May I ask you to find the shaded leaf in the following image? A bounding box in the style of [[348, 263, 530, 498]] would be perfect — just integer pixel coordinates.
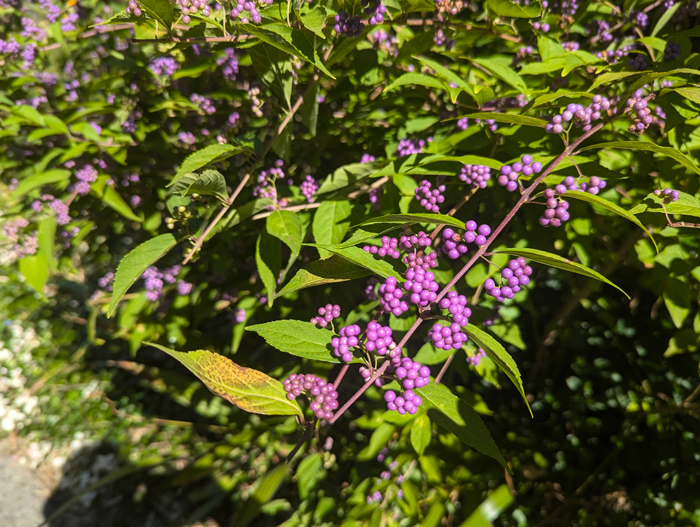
[[256, 231, 282, 306], [357, 212, 465, 230], [313, 244, 403, 279], [267, 210, 303, 255], [277, 255, 372, 296], [312, 200, 352, 257], [410, 413, 431, 456], [246, 320, 342, 363], [487, 0, 541, 17]]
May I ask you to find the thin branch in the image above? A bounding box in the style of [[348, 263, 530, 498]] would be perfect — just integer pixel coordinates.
[[333, 364, 350, 389], [182, 173, 250, 265], [434, 354, 454, 384]]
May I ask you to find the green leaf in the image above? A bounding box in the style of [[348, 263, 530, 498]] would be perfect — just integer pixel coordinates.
[[460, 112, 548, 128], [317, 161, 387, 194], [277, 255, 372, 296], [580, 141, 700, 176], [416, 383, 507, 469], [313, 244, 403, 279], [19, 254, 49, 296], [385, 72, 447, 93], [173, 169, 228, 202], [471, 58, 526, 93], [246, 320, 342, 362], [296, 454, 324, 500], [663, 278, 691, 329], [107, 234, 177, 317], [139, 0, 174, 34], [466, 324, 531, 416], [410, 413, 431, 456], [241, 24, 335, 79], [589, 71, 641, 92], [629, 190, 700, 219], [37, 215, 56, 271], [562, 51, 602, 76], [335, 224, 402, 248], [413, 342, 456, 365], [458, 485, 514, 526], [249, 43, 294, 109], [492, 247, 629, 298], [421, 502, 446, 527], [90, 177, 143, 223], [487, 0, 541, 17], [312, 200, 352, 258], [256, 231, 282, 306], [357, 212, 464, 230], [147, 343, 302, 417], [414, 57, 478, 103], [231, 463, 288, 526], [673, 87, 700, 105], [299, 5, 327, 38], [300, 80, 319, 135], [651, 1, 680, 36], [519, 58, 566, 75], [11, 169, 71, 199], [169, 144, 246, 186], [267, 210, 303, 255], [566, 191, 657, 252], [537, 35, 565, 60], [357, 423, 395, 461]]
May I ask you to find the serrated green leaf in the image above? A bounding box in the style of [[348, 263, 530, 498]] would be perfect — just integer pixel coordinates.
[[472, 58, 526, 93], [246, 320, 343, 362], [580, 141, 700, 176], [566, 191, 657, 252], [277, 255, 372, 296], [466, 324, 531, 416], [312, 200, 352, 258], [169, 144, 246, 186], [107, 234, 177, 317], [416, 383, 507, 469], [629, 190, 700, 219], [300, 5, 327, 38], [313, 244, 403, 279], [139, 0, 174, 34], [410, 413, 431, 456], [173, 169, 228, 202], [267, 210, 303, 255], [356, 212, 464, 230], [147, 345, 301, 420], [492, 247, 629, 298]]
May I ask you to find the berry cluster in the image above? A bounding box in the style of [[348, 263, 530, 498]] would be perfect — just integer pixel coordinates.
[[554, 176, 606, 195], [438, 291, 471, 325], [300, 175, 318, 202], [379, 277, 409, 316], [441, 228, 468, 259], [399, 231, 431, 250], [415, 180, 445, 213], [491, 258, 532, 301], [545, 96, 611, 134], [150, 56, 179, 78], [311, 304, 341, 328], [403, 251, 438, 270], [531, 20, 550, 31], [654, 188, 680, 202], [664, 42, 681, 62], [364, 321, 394, 355], [283, 374, 339, 421], [393, 357, 430, 390], [232, 0, 272, 24], [539, 189, 570, 228], [334, 11, 364, 37], [362, 0, 386, 25], [626, 91, 652, 135], [331, 325, 361, 362], [459, 164, 491, 189], [395, 138, 428, 157], [384, 388, 423, 415], [190, 93, 215, 115], [498, 155, 542, 192], [429, 321, 468, 350], [628, 53, 647, 71], [467, 348, 487, 366], [364, 236, 401, 259], [403, 267, 438, 307], [73, 164, 98, 195], [463, 220, 491, 246], [125, 0, 142, 17]]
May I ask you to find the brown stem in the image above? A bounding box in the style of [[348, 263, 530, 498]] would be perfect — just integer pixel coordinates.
[[333, 364, 350, 389], [434, 354, 455, 384]]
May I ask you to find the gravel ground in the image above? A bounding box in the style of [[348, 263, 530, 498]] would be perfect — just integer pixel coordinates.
[[0, 442, 49, 527]]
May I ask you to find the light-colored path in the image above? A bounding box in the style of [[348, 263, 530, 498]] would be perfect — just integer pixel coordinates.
[[0, 444, 48, 527]]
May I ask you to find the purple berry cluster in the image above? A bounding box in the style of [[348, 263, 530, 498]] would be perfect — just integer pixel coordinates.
[[331, 325, 361, 362], [399, 230, 430, 251], [334, 11, 364, 37], [49, 198, 70, 225], [467, 348, 486, 366], [403, 251, 438, 270], [394, 357, 430, 390], [438, 291, 471, 325], [150, 56, 179, 77], [300, 175, 318, 202], [654, 188, 680, 202], [545, 96, 611, 134], [433, 29, 455, 51], [459, 164, 491, 189], [364, 321, 395, 355], [578, 176, 607, 195], [664, 42, 681, 62], [539, 189, 570, 228], [403, 267, 438, 307], [231, 0, 272, 24], [190, 93, 215, 115], [627, 54, 647, 71], [429, 321, 468, 350], [384, 387, 423, 415], [217, 48, 238, 81], [73, 164, 98, 195], [626, 90, 652, 135], [441, 228, 468, 259], [395, 138, 428, 157], [362, 0, 386, 24], [364, 236, 400, 259], [415, 180, 445, 213], [532, 21, 550, 31], [141, 265, 184, 301], [498, 155, 542, 192], [379, 277, 409, 316], [126, 0, 143, 17], [310, 304, 341, 328], [483, 259, 531, 301], [283, 374, 339, 420], [463, 220, 491, 246], [456, 117, 469, 131]]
